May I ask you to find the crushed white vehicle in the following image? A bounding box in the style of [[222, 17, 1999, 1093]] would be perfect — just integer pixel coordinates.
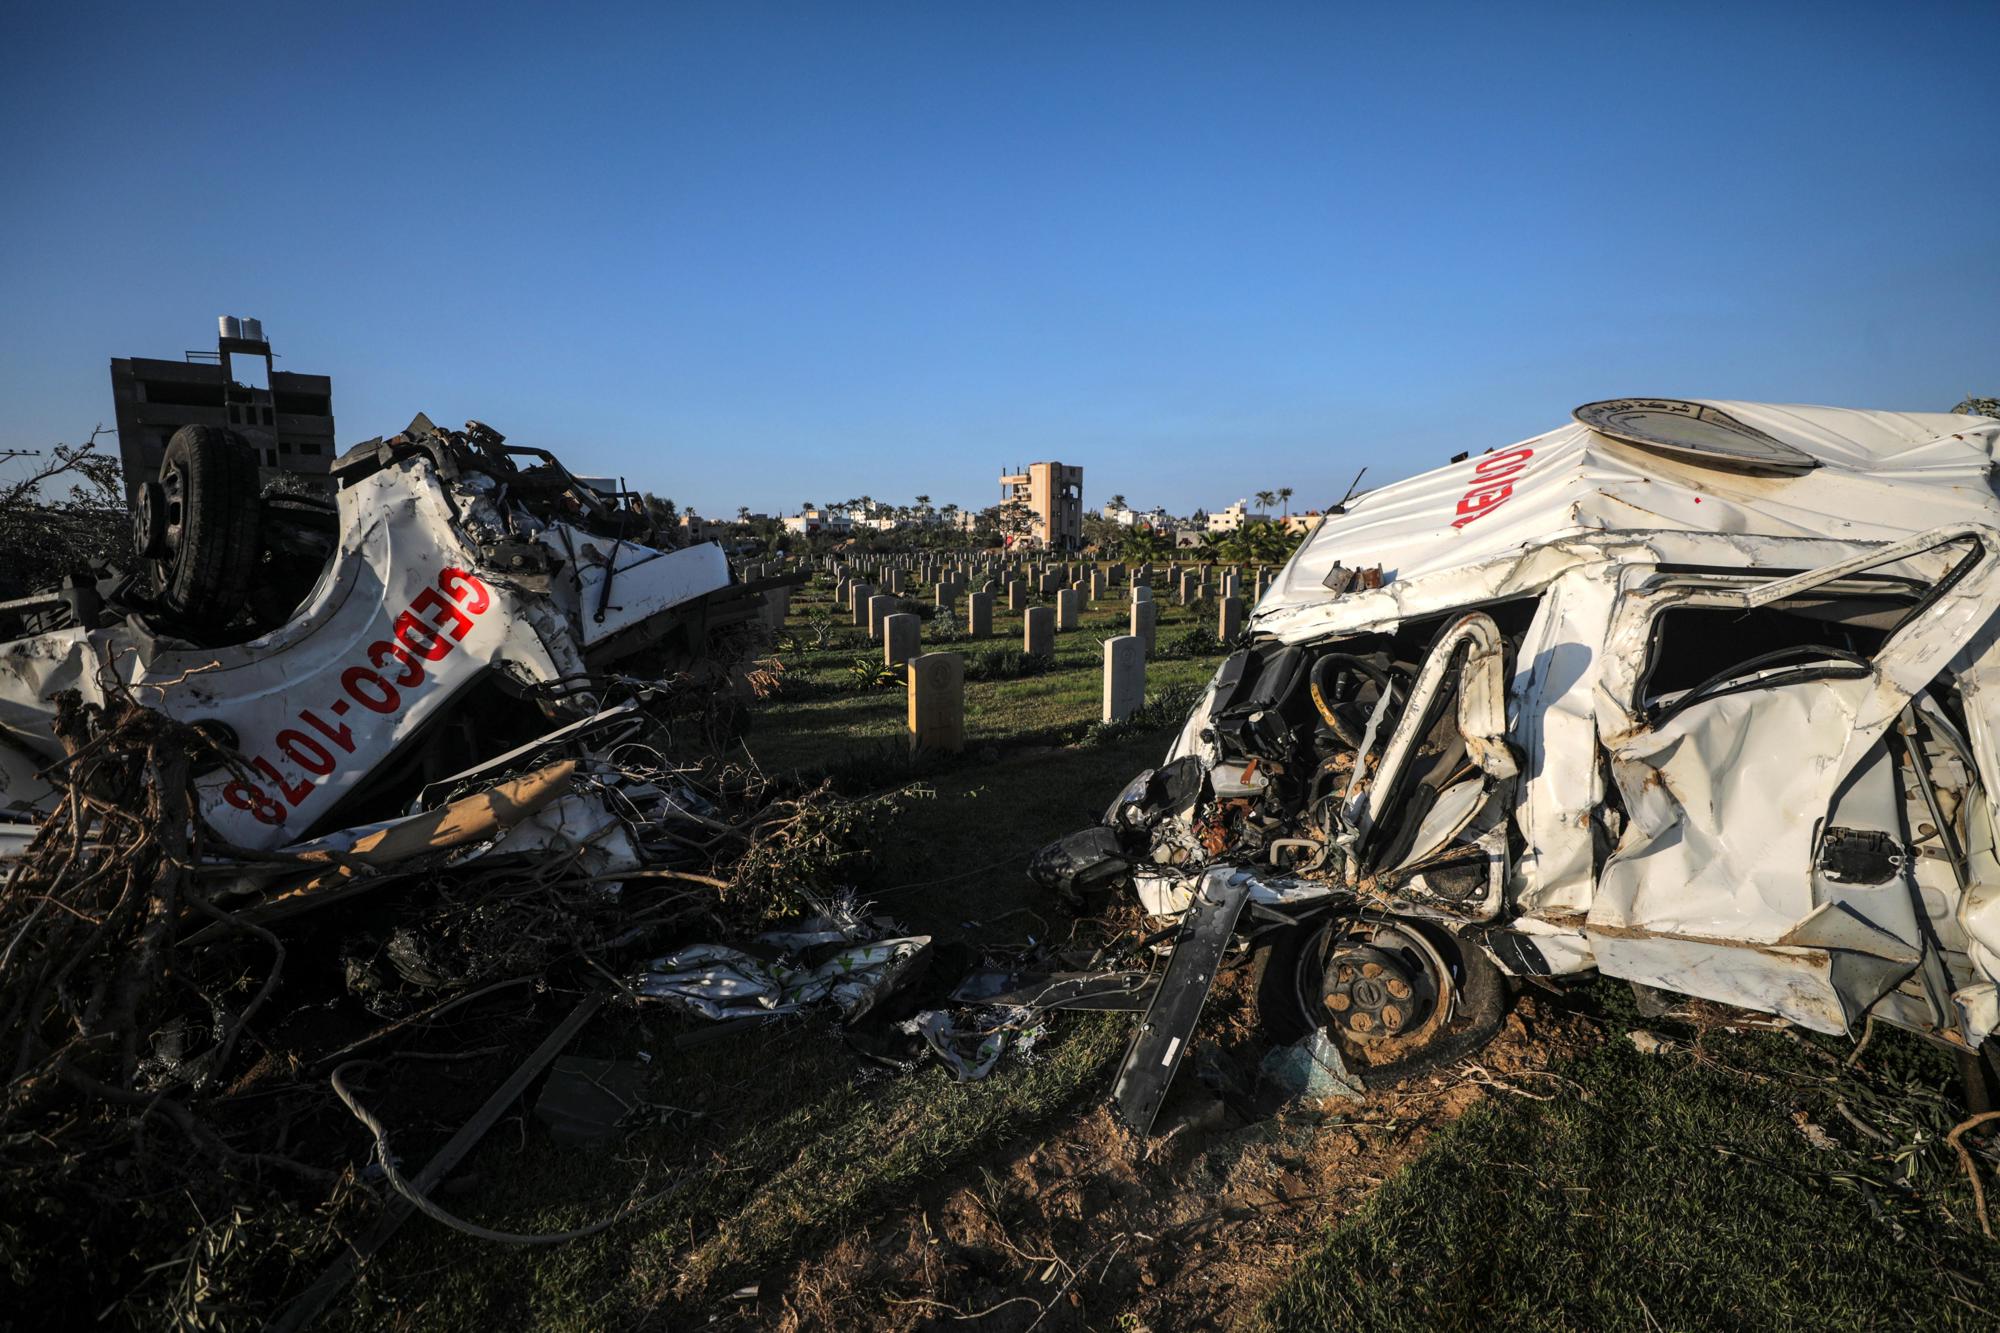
[[0, 417, 794, 860], [1034, 398, 2000, 1131]]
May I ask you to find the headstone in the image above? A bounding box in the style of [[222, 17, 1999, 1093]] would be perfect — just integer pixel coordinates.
[[1103, 635, 1146, 722], [1023, 605, 1054, 657], [884, 612, 920, 666], [1132, 583, 1153, 604], [850, 583, 873, 626], [1179, 571, 1200, 605], [1130, 599, 1158, 655], [967, 591, 993, 638], [1218, 595, 1243, 642], [867, 593, 896, 641], [908, 652, 965, 754], [1007, 580, 1028, 612], [1055, 587, 1080, 631]]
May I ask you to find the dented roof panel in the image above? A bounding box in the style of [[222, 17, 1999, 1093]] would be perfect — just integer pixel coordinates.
[[1260, 402, 2000, 626]]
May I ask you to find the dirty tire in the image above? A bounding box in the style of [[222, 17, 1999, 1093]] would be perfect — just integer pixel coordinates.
[[156, 425, 261, 637], [1249, 914, 1509, 1085]]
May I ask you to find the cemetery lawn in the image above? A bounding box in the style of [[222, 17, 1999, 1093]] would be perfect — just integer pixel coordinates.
[[335, 563, 1230, 1329], [334, 562, 2000, 1331]]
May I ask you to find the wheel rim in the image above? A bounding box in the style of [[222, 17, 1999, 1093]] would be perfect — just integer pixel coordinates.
[[1295, 916, 1457, 1056]]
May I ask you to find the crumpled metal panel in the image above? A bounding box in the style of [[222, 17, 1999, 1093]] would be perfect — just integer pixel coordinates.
[[1258, 403, 2000, 628], [1508, 566, 1617, 916], [545, 524, 731, 649], [1587, 527, 2000, 1032]]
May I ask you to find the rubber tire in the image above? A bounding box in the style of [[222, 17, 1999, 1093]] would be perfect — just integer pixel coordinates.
[[157, 425, 262, 638], [1248, 914, 1510, 1085]]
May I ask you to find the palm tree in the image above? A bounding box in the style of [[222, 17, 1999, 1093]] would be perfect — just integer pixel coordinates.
[[1108, 493, 1127, 510], [1278, 486, 1293, 517], [737, 505, 751, 524], [1255, 490, 1277, 514]]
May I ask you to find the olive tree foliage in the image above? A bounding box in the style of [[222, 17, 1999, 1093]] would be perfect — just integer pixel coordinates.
[[0, 426, 126, 594], [1952, 396, 1999, 419]]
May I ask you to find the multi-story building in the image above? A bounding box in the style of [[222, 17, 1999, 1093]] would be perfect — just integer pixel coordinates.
[[781, 506, 853, 536], [998, 461, 1083, 551], [1282, 511, 1326, 536], [1206, 498, 1270, 533], [109, 316, 336, 501]]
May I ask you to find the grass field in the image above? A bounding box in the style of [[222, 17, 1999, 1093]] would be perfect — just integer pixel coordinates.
[[1257, 990, 2000, 1331], [340, 560, 1230, 1328], [337, 558, 2000, 1331]]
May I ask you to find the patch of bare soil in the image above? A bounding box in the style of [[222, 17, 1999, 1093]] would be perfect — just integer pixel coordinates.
[[736, 981, 1599, 1331]]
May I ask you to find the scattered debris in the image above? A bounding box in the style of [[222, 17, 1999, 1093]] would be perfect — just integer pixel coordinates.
[[1260, 1030, 1366, 1103], [0, 416, 840, 1325], [1629, 1028, 1675, 1056]]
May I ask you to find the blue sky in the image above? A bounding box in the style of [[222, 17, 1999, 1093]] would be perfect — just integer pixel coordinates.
[[2, 2, 1995, 518]]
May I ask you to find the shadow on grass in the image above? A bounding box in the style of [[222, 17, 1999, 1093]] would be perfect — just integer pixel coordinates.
[[1258, 986, 2000, 1331]]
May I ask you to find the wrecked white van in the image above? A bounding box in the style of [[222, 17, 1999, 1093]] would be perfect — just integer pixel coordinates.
[[1036, 399, 2000, 1131], [0, 418, 789, 856]]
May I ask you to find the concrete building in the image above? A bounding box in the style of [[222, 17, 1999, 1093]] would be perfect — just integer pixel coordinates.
[[1207, 498, 1271, 533], [109, 316, 335, 502], [1100, 501, 1172, 529], [681, 511, 728, 543], [998, 460, 1084, 551], [782, 506, 853, 537], [1282, 511, 1327, 536]]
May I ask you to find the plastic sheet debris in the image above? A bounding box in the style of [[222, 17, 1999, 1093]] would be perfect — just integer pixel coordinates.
[[903, 1006, 1046, 1082], [1260, 1029, 1366, 1102], [635, 936, 933, 1022]]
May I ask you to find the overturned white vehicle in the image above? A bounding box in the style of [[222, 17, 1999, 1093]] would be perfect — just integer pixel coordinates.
[[0, 418, 789, 860], [1038, 399, 2000, 1130]]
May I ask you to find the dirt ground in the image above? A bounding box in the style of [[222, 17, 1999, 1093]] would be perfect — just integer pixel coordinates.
[[725, 975, 1600, 1331]]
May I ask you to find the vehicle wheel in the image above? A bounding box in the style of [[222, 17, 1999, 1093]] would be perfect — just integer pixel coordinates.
[[150, 425, 262, 637], [1249, 911, 1507, 1084]]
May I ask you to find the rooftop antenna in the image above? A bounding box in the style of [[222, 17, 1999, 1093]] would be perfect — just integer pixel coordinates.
[[1328, 466, 1367, 515]]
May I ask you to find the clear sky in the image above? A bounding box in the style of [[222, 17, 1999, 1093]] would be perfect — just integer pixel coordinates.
[[2, 2, 1995, 519]]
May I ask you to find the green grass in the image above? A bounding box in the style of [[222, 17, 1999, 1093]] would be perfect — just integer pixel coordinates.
[[340, 567, 2000, 1330], [338, 712, 1179, 1329], [748, 574, 1226, 774], [1258, 989, 2000, 1332]]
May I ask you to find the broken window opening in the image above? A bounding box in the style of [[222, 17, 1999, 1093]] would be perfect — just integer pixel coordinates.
[[1640, 601, 1897, 724]]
